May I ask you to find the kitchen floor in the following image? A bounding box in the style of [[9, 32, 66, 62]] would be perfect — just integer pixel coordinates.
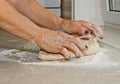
[[0, 27, 120, 84]]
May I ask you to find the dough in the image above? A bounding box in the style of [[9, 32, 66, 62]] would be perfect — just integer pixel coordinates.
[[39, 38, 100, 61]]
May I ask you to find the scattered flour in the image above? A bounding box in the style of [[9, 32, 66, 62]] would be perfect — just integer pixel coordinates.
[[21, 50, 119, 68], [0, 46, 120, 69]]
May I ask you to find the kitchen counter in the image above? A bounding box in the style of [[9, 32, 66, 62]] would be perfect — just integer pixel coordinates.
[[0, 27, 120, 84], [99, 26, 120, 49], [0, 41, 120, 84]]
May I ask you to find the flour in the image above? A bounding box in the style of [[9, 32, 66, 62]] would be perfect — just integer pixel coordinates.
[[0, 46, 120, 69], [0, 49, 39, 62], [21, 49, 119, 68]]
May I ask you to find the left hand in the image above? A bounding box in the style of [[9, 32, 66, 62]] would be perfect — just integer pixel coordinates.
[[61, 19, 104, 39]]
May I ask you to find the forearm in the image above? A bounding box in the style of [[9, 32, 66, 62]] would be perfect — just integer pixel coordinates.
[[7, 0, 63, 30], [0, 0, 41, 41]]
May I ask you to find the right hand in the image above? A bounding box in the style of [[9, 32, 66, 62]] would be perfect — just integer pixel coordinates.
[[33, 28, 88, 60], [61, 19, 104, 39]]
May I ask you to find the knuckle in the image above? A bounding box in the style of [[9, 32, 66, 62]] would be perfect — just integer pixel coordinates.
[[76, 38, 83, 45], [76, 37, 81, 42], [59, 47, 67, 53], [62, 48, 67, 53], [69, 43, 74, 46]]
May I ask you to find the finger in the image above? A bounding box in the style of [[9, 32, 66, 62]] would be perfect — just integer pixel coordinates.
[[45, 44, 71, 60], [87, 30, 96, 38], [87, 24, 96, 35], [60, 48, 71, 60], [78, 27, 90, 36], [92, 24, 104, 39], [84, 30, 90, 35], [68, 37, 88, 51], [76, 37, 89, 50], [63, 42, 82, 58], [89, 24, 103, 39], [79, 22, 96, 37], [84, 23, 103, 39], [91, 33, 96, 38]]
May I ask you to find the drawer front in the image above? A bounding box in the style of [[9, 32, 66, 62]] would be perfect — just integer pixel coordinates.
[[37, 0, 61, 7], [47, 9, 61, 16]]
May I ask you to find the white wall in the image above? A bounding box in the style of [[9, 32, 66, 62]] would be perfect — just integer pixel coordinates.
[[91, 0, 104, 25], [72, 0, 104, 25]]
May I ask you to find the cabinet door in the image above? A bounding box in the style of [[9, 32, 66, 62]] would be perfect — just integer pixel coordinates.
[[37, 0, 61, 7], [36, 0, 61, 16], [48, 9, 61, 16]]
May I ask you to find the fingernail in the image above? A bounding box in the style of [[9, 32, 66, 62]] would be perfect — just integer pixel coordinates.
[[84, 30, 89, 34], [66, 56, 71, 60], [99, 36, 104, 39], [85, 45, 88, 49], [76, 53, 81, 58]]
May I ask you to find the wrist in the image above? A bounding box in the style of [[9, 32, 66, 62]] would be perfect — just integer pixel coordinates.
[[27, 26, 42, 42], [60, 19, 72, 33], [31, 27, 48, 43], [52, 18, 64, 31]]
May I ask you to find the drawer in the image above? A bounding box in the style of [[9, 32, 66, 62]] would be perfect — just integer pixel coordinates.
[[37, 0, 61, 7], [47, 9, 61, 16]]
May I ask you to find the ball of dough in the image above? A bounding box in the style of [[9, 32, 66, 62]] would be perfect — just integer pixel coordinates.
[[39, 39, 100, 61], [82, 39, 100, 56]]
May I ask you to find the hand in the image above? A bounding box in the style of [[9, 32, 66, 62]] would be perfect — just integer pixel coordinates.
[[61, 20, 104, 39], [33, 28, 87, 60]]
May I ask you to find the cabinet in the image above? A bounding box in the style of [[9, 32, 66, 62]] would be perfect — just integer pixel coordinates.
[[36, 0, 61, 16], [61, 0, 71, 19]]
